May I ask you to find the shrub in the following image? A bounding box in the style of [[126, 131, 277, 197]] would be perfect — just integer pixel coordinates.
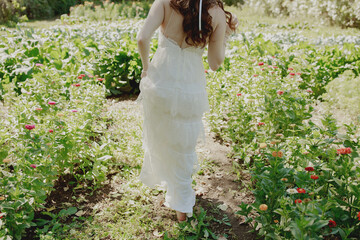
[[247, 0, 360, 28], [0, 0, 27, 25]]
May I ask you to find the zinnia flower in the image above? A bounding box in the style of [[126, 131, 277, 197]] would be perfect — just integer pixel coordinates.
[[48, 101, 56, 105], [236, 93, 242, 96], [88, 75, 94, 78], [288, 67, 294, 71], [289, 72, 295, 76], [253, 74, 259, 77], [30, 164, 37, 168], [277, 90, 284, 95], [296, 72, 301, 75], [311, 175, 319, 180], [204, 70, 208, 74], [258, 62, 264, 66], [357, 212, 360, 221], [259, 143, 267, 149], [259, 204, 268, 211], [297, 188, 306, 194], [273, 66, 279, 69], [257, 122, 265, 126], [80, 74, 86, 77], [294, 199, 302, 204], [306, 89, 313, 93], [75, 83, 80, 87], [49, 129, 53, 133], [281, 178, 288, 182], [35, 63, 43, 67], [0, 211, 3, 219], [305, 167, 314, 172], [287, 188, 297, 194], [35, 108, 43, 111], [25, 125, 35, 130], [97, 78, 105, 81], [336, 148, 352, 155], [71, 109, 78, 112], [77, 76, 83, 79], [328, 220, 336, 228]]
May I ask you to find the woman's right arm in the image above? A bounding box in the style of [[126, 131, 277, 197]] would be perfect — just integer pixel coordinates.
[[207, 7, 227, 71]]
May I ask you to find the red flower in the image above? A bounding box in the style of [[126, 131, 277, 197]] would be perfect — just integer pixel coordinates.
[[258, 62, 264, 66], [305, 167, 314, 172], [25, 125, 35, 130], [49, 129, 53, 133], [328, 220, 336, 228], [253, 74, 259, 77], [337, 148, 352, 155], [297, 188, 306, 194], [277, 90, 284, 95], [261, 68, 265, 71], [236, 93, 242, 96], [97, 78, 105, 81], [311, 175, 319, 180], [30, 164, 37, 169], [288, 67, 294, 71], [294, 199, 302, 204], [357, 212, 360, 221], [75, 83, 80, 87], [80, 74, 86, 77], [48, 101, 56, 105], [71, 109, 78, 112], [289, 72, 295, 76], [257, 122, 265, 126], [273, 66, 279, 69], [77, 76, 83, 79]]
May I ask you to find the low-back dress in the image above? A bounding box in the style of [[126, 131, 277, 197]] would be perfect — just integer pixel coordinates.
[[137, 8, 209, 216]]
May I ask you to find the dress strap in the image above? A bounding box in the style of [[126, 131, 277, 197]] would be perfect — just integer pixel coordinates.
[[163, 8, 174, 37]]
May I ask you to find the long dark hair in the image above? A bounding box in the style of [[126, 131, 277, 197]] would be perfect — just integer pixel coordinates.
[[170, 0, 235, 48]]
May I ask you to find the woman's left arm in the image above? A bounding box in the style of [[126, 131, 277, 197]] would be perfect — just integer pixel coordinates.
[[137, 0, 165, 77]]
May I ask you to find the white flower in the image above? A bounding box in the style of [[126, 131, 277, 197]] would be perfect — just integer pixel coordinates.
[[286, 188, 297, 194]]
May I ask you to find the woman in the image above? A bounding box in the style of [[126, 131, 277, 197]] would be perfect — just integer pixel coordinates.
[[137, 0, 237, 222]]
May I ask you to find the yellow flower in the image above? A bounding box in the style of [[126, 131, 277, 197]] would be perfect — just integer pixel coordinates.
[[2, 158, 11, 163], [259, 204, 268, 211], [259, 143, 267, 149]]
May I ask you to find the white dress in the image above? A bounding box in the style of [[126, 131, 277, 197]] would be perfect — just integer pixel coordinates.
[[137, 27, 209, 215]]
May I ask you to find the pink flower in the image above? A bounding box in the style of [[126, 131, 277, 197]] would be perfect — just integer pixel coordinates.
[[49, 129, 53, 133], [273, 66, 279, 69], [277, 90, 284, 95], [289, 72, 295, 76], [80, 74, 86, 77], [25, 125, 35, 130], [26, 92, 32, 95], [48, 101, 56, 105], [97, 78, 105, 81], [71, 109, 78, 112], [88, 75, 94, 78], [35, 108, 43, 111], [258, 62, 264, 66], [30, 164, 37, 168], [296, 72, 301, 75], [288, 67, 294, 71], [236, 93, 242, 96], [35, 63, 43, 67], [306, 89, 313, 93]]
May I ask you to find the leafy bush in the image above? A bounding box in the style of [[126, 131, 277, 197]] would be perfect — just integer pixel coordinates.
[[247, 0, 360, 28], [0, 0, 27, 25]]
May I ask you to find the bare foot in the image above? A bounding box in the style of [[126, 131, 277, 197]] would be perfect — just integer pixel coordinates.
[[176, 211, 186, 222]]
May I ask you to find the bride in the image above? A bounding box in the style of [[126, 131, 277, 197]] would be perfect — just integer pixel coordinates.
[[137, 0, 237, 222]]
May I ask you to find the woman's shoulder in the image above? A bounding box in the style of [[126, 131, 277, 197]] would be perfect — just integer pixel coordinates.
[[208, 4, 226, 24]]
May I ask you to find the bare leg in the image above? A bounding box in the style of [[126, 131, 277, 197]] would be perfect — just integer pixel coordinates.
[[176, 211, 186, 222]]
